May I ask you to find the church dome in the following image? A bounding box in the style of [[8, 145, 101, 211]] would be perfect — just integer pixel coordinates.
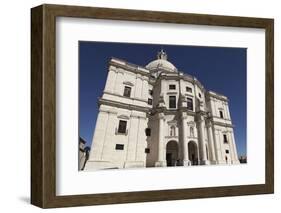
[[146, 49, 177, 72]]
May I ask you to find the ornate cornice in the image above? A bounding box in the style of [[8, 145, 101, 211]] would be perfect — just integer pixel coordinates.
[[166, 91, 178, 95], [157, 71, 205, 92], [99, 98, 150, 113], [212, 121, 234, 128], [117, 114, 130, 120], [103, 91, 148, 103], [109, 59, 150, 77], [123, 81, 134, 87], [167, 120, 178, 126], [130, 114, 147, 119], [206, 91, 228, 102], [99, 108, 118, 114]]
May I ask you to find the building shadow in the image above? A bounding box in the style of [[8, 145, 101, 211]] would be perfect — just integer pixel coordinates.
[[18, 196, 30, 204]]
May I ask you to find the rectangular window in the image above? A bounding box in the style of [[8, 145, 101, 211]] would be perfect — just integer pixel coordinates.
[[145, 148, 150, 154], [169, 84, 176, 90], [186, 87, 192, 93], [225, 149, 229, 154], [148, 98, 153, 105], [145, 128, 151, 136], [187, 98, 193, 110], [117, 120, 127, 134], [123, 86, 131, 97], [169, 96, 176, 108], [223, 134, 228, 143], [219, 110, 224, 118], [115, 144, 124, 150], [149, 89, 153, 96]]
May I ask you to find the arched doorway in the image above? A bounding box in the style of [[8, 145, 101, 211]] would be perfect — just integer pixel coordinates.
[[166, 141, 178, 166], [188, 141, 198, 165]]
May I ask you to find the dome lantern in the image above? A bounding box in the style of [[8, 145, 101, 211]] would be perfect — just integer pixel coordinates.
[[157, 49, 168, 60], [146, 49, 177, 72]]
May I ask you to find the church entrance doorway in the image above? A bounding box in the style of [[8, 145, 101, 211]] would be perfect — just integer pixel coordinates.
[[188, 141, 199, 165], [166, 141, 178, 166]]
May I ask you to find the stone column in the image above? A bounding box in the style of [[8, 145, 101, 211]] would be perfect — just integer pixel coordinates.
[[218, 130, 225, 163], [136, 117, 147, 163], [104, 67, 117, 94], [227, 132, 235, 164], [114, 69, 124, 96], [230, 131, 240, 163], [125, 116, 139, 165], [181, 112, 190, 166], [134, 74, 143, 100], [206, 121, 216, 164], [212, 128, 220, 164], [88, 110, 109, 161], [141, 77, 149, 101], [198, 115, 209, 165], [225, 102, 231, 120], [155, 113, 166, 167], [210, 98, 216, 116], [210, 97, 219, 116], [160, 78, 167, 106], [160, 78, 167, 93]]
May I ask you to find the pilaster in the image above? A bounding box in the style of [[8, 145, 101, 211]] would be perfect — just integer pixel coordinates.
[[155, 113, 166, 167], [181, 112, 191, 166], [88, 110, 109, 161], [230, 131, 240, 163], [206, 120, 216, 164], [104, 67, 117, 94], [197, 114, 209, 165]]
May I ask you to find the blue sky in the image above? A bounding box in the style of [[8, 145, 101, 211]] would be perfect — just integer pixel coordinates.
[[79, 41, 247, 157]]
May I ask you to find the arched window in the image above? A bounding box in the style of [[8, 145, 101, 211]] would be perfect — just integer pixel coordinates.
[[190, 126, 194, 137], [170, 126, 176, 136]]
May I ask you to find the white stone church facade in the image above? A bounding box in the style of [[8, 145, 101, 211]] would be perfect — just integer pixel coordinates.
[[84, 50, 240, 170]]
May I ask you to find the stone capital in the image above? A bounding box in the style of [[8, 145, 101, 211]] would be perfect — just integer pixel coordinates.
[[197, 116, 205, 123], [136, 73, 142, 79], [206, 119, 213, 127], [116, 68, 124, 74], [158, 113, 165, 120], [108, 65, 117, 72], [181, 112, 188, 120], [141, 75, 149, 81]]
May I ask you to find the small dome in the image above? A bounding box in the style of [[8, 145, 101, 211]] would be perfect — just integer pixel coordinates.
[[146, 49, 177, 72]]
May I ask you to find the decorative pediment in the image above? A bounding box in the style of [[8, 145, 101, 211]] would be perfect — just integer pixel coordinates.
[[187, 121, 196, 127], [123, 81, 134, 87], [167, 120, 177, 126], [117, 114, 130, 120], [166, 92, 178, 95]]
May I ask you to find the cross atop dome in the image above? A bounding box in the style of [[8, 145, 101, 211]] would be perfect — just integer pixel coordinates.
[[146, 49, 177, 72], [157, 49, 168, 60]]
